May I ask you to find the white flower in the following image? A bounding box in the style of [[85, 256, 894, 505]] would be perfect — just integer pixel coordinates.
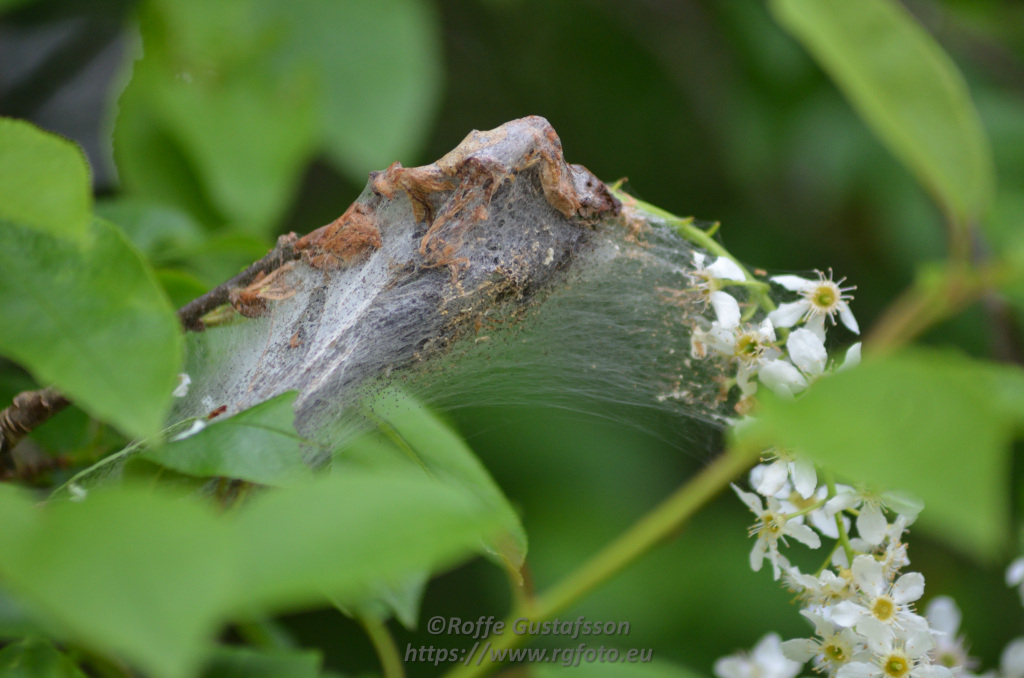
[[783, 610, 869, 676], [690, 252, 745, 328], [925, 596, 976, 676], [715, 633, 803, 678], [752, 449, 817, 499], [1006, 557, 1024, 606], [826, 488, 923, 546], [759, 330, 861, 399], [831, 556, 928, 638], [837, 627, 951, 678], [768, 270, 859, 338], [786, 568, 855, 611], [1001, 638, 1024, 678], [733, 484, 821, 580], [173, 373, 191, 398]]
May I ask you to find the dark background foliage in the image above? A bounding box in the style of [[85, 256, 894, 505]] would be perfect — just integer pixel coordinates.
[[2, 0, 1023, 675]]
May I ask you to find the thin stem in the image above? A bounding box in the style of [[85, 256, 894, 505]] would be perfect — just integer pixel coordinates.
[[442, 447, 756, 678], [609, 187, 775, 314], [824, 471, 854, 565], [358, 616, 406, 678], [866, 261, 1014, 353]]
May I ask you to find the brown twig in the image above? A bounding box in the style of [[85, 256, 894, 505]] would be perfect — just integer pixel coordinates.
[[177, 232, 299, 331], [0, 233, 302, 473], [0, 387, 70, 473]]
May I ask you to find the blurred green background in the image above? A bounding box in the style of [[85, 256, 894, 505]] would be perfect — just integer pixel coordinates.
[[1, 0, 1023, 675]]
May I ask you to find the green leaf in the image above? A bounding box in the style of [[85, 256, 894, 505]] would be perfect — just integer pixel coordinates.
[[0, 485, 235, 678], [741, 349, 1017, 560], [277, 0, 444, 181], [143, 393, 315, 487], [0, 118, 91, 239], [114, 0, 443, 231], [95, 198, 205, 265], [201, 647, 321, 678], [533, 656, 695, 677], [0, 218, 183, 439], [230, 472, 501, 611], [0, 637, 88, 678], [114, 0, 319, 233], [769, 0, 994, 226], [343, 390, 528, 578]]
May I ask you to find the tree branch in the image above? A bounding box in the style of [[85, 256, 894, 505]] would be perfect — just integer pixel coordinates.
[[176, 233, 299, 331], [0, 387, 70, 473]]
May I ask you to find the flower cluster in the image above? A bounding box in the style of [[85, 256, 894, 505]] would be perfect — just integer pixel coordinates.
[[690, 251, 1024, 678], [688, 255, 861, 407], [722, 457, 963, 678]]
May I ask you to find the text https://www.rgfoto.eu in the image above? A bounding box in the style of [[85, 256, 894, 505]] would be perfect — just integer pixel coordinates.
[[405, 642, 653, 667]]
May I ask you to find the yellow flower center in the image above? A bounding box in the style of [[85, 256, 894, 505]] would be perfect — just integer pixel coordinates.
[[883, 653, 910, 678], [872, 595, 896, 621]]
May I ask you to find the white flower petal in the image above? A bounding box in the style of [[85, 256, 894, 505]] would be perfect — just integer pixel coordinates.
[[838, 342, 862, 372], [851, 555, 885, 594], [1001, 638, 1024, 678], [768, 300, 809, 329], [912, 667, 953, 678], [838, 662, 883, 678], [781, 638, 818, 663], [759, 360, 808, 399], [750, 536, 768, 572], [791, 456, 817, 499], [732, 484, 764, 514], [830, 601, 864, 628], [825, 491, 860, 517], [788, 328, 827, 378], [856, 617, 891, 654], [838, 302, 860, 334], [1006, 557, 1024, 586], [756, 461, 789, 498], [904, 629, 936, 658], [806, 314, 828, 343], [713, 657, 749, 678], [856, 502, 887, 545], [693, 252, 707, 268], [883, 491, 924, 520], [800, 610, 835, 638], [708, 256, 746, 282], [711, 291, 741, 329], [892, 571, 925, 604], [771, 275, 816, 292], [784, 522, 821, 549]]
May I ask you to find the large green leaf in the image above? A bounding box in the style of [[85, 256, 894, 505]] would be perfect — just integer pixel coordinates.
[[0, 637, 88, 678], [229, 472, 501, 611], [770, 0, 994, 226], [143, 393, 315, 487], [276, 0, 444, 181], [741, 349, 1021, 560], [0, 472, 499, 678], [0, 485, 234, 678], [342, 390, 528, 578], [0, 118, 91, 239], [114, 0, 442, 233], [0, 218, 182, 439], [201, 647, 321, 678]]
